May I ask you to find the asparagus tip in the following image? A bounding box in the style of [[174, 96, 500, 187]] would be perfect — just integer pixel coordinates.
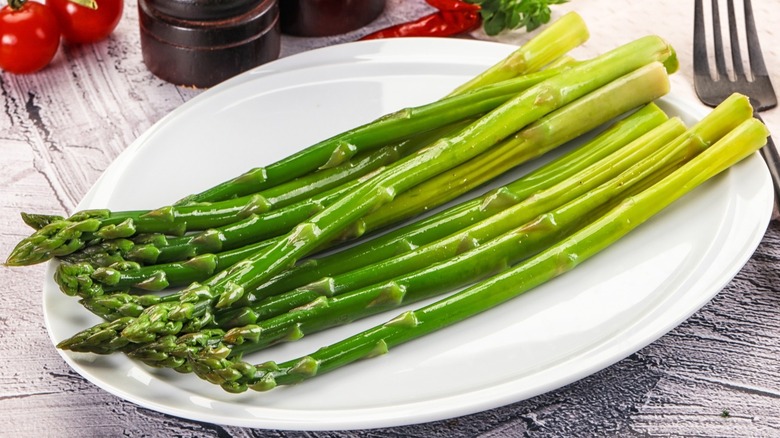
[[20, 212, 65, 230], [56, 317, 135, 353], [6, 218, 100, 266], [54, 262, 106, 297]]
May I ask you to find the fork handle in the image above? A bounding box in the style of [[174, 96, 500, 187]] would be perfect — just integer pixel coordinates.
[[754, 113, 780, 211]]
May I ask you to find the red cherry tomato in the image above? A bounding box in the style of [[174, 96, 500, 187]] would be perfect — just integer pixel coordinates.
[[0, 0, 61, 74], [46, 0, 122, 44]]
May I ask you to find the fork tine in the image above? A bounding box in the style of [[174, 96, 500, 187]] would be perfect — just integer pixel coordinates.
[[693, 0, 780, 205], [726, 0, 746, 78], [710, 0, 729, 79], [694, 0, 777, 110], [743, 0, 769, 76], [693, 0, 710, 77], [742, 0, 777, 110]]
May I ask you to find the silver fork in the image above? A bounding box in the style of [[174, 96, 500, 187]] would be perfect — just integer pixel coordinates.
[[693, 0, 780, 207]]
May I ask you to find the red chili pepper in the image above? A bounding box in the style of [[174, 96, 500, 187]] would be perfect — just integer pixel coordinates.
[[426, 0, 480, 12], [360, 0, 481, 40]]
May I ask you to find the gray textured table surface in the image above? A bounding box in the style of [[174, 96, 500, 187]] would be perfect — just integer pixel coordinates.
[[2, 0, 780, 436]]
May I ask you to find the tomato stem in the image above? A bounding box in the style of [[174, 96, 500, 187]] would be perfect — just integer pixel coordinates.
[[68, 0, 98, 9], [8, 0, 27, 11]]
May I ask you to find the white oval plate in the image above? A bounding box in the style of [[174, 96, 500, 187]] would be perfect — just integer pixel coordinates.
[[43, 38, 773, 430]]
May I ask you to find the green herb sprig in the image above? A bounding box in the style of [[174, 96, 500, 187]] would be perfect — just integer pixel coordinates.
[[467, 0, 569, 35]]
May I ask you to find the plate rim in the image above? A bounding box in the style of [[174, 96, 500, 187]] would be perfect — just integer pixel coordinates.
[[42, 37, 773, 430]]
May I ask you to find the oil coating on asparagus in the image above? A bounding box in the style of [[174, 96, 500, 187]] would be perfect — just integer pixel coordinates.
[[74, 103, 670, 322], [59, 47, 684, 356], [126, 115, 689, 371], [191, 95, 767, 393], [6, 18, 586, 267], [109, 93, 756, 372], [58, 62, 670, 303]]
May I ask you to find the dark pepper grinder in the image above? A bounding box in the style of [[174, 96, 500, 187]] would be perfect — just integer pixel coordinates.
[[280, 0, 385, 36], [138, 0, 280, 88]]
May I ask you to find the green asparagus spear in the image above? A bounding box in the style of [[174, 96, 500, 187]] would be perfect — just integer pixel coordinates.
[[76, 103, 669, 320], [20, 213, 64, 230], [450, 12, 588, 95], [61, 68, 574, 271], [214, 116, 686, 328], [142, 113, 694, 372], [8, 70, 564, 267], [58, 37, 678, 354], [186, 36, 677, 310], [180, 13, 589, 205], [198, 95, 767, 393], [65, 127, 448, 268], [60, 61, 670, 302], [249, 103, 670, 300], [56, 139, 420, 271], [117, 108, 688, 370]]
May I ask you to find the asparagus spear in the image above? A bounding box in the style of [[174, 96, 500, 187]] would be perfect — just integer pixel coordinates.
[[214, 117, 685, 328], [249, 103, 669, 300], [58, 37, 678, 354], [75, 103, 669, 321], [20, 213, 64, 230], [62, 65, 576, 271], [60, 61, 671, 302], [39, 135, 420, 241], [195, 96, 767, 393], [182, 36, 677, 311], [450, 12, 588, 95], [180, 12, 589, 205], [90, 102, 687, 368], [8, 70, 563, 267], [135, 113, 694, 372], [59, 124, 456, 269]]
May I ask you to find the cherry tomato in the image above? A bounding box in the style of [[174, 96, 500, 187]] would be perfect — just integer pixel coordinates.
[[0, 0, 61, 74], [46, 0, 122, 44]]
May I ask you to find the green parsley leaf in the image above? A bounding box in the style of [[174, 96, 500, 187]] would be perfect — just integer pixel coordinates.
[[467, 0, 569, 35]]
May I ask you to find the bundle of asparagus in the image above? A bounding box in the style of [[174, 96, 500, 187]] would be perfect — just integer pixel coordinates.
[[58, 61, 676, 355], [5, 12, 769, 396]]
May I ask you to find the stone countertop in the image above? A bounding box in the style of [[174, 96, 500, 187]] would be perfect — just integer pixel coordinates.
[[1, 0, 779, 436]]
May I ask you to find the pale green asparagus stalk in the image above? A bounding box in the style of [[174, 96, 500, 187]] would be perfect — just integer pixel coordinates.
[[145, 86, 754, 372], [246, 103, 669, 300], [77, 103, 669, 322], [6, 69, 562, 268], [216, 115, 686, 327], [182, 12, 590, 204], [127, 115, 690, 371], [198, 95, 767, 393], [450, 12, 589, 95], [63, 60, 670, 303], [56, 36, 679, 354]]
